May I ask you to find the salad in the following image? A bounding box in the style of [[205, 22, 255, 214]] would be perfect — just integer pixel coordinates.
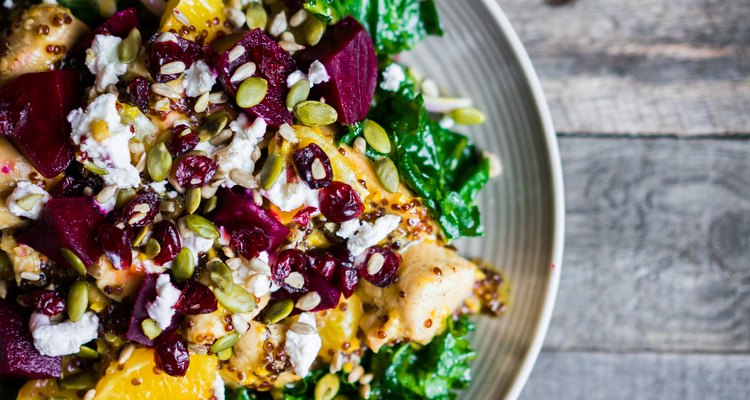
[[0, 0, 508, 399]]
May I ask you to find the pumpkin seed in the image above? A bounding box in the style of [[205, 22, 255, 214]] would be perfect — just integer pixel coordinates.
[[132, 225, 150, 247], [209, 128, 233, 146], [303, 16, 326, 46], [76, 345, 99, 359], [67, 280, 89, 322], [210, 331, 240, 353], [83, 162, 108, 176], [260, 153, 284, 190], [144, 238, 161, 259], [245, 3, 267, 30], [208, 259, 234, 291], [294, 101, 338, 126], [374, 157, 399, 193], [207, 246, 219, 261], [363, 120, 391, 153], [16, 193, 44, 211], [262, 299, 294, 324], [147, 142, 172, 182], [286, 79, 310, 109], [141, 318, 162, 340], [236, 77, 268, 108], [61, 248, 87, 276], [184, 214, 219, 239], [59, 371, 97, 390], [216, 347, 233, 361], [214, 284, 256, 313], [172, 247, 195, 282], [449, 107, 486, 125], [185, 188, 201, 214], [199, 111, 229, 141], [315, 373, 341, 400], [116, 188, 136, 209], [117, 28, 141, 64], [203, 196, 218, 214]]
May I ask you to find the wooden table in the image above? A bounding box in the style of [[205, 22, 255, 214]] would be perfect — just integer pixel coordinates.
[[495, 1, 750, 398]]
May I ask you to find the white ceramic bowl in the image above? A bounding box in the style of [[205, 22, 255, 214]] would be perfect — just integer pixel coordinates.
[[402, 1, 565, 398]]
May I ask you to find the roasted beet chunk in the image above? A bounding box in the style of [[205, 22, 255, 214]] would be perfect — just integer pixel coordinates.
[[292, 143, 333, 189], [318, 181, 363, 223], [151, 221, 182, 266], [98, 224, 133, 270], [176, 280, 217, 315], [213, 29, 296, 127], [114, 192, 161, 230], [124, 274, 179, 346], [230, 227, 270, 260], [296, 17, 378, 124], [147, 33, 204, 83], [16, 197, 105, 270], [0, 297, 61, 378], [154, 330, 189, 376], [0, 70, 79, 178], [210, 187, 290, 250], [359, 247, 402, 288]]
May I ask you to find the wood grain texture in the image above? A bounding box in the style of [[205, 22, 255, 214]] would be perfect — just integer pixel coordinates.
[[520, 351, 750, 400], [546, 137, 750, 352], [496, 0, 750, 135]]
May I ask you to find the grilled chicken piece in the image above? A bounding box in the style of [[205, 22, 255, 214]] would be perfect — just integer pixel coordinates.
[[0, 4, 89, 85], [0, 137, 44, 229], [222, 321, 297, 388], [358, 241, 477, 352]]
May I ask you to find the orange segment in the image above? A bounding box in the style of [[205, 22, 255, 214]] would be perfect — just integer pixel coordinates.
[[93, 348, 219, 400], [17, 379, 81, 400], [316, 294, 362, 363]]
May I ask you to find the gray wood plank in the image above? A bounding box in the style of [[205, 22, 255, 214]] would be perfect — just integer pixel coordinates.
[[547, 137, 750, 352], [519, 351, 750, 400], [496, 0, 750, 136]]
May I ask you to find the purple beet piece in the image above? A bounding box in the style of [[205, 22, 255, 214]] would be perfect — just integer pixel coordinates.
[[124, 273, 180, 346], [295, 17, 378, 124], [213, 29, 296, 127], [147, 34, 204, 83], [15, 197, 105, 270], [0, 297, 61, 378], [0, 70, 79, 178], [210, 187, 290, 250], [74, 8, 140, 56]]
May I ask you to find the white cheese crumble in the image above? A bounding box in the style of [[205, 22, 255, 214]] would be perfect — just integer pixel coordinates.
[[212, 373, 226, 400], [2, 0, 13, 9], [6, 181, 50, 220], [285, 313, 321, 377], [29, 312, 99, 357], [261, 165, 319, 212], [380, 64, 405, 91], [178, 218, 214, 263], [286, 70, 307, 88], [85, 35, 128, 92], [182, 60, 217, 97], [146, 274, 181, 330], [308, 60, 330, 87], [338, 214, 401, 256], [67, 94, 141, 189], [218, 115, 267, 187]]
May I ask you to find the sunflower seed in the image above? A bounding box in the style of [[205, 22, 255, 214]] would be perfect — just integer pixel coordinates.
[[20, 271, 40, 281], [160, 61, 186, 75], [230, 168, 259, 189], [209, 91, 229, 104], [228, 45, 245, 62], [249, 257, 271, 275], [118, 344, 135, 365], [295, 291, 321, 311], [269, 11, 287, 36], [194, 91, 210, 113], [172, 8, 190, 26], [289, 9, 308, 27], [420, 79, 439, 97], [226, 7, 246, 28], [95, 185, 117, 205], [311, 158, 326, 180], [279, 41, 305, 52], [83, 389, 96, 400], [230, 62, 256, 82], [284, 272, 304, 289], [281, 31, 295, 43], [360, 373, 374, 385], [347, 365, 364, 384], [278, 123, 298, 143], [484, 150, 502, 178], [225, 257, 242, 270], [359, 383, 372, 399], [366, 252, 385, 275], [152, 83, 181, 99], [291, 320, 316, 335]]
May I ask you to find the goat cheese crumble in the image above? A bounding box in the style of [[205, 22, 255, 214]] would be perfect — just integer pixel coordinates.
[[182, 60, 216, 97], [178, 218, 214, 263], [6, 181, 50, 220], [308, 60, 330, 87], [213, 373, 226, 400], [285, 313, 321, 377], [262, 166, 319, 212], [29, 312, 99, 357], [85, 35, 128, 92], [380, 64, 405, 91], [146, 274, 181, 330], [338, 214, 401, 256], [286, 70, 307, 88], [67, 94, 141, 189], [217, 115, 267, 187]]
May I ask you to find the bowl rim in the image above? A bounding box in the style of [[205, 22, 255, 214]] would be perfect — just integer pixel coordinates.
[[476, 1, 566, 398]]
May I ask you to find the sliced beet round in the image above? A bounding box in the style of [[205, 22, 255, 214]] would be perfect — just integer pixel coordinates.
[[318, 181, 363, 223], [295, 17, 378, 124], [98, 224, 133, 270], [358, 246, 402, 288], [0, 297, 61, 378], [151, 221, 182, 266]]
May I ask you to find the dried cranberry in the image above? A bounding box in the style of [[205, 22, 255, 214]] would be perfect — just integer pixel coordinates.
[[176, 280, 217, 315], [359, 247, 402, 288], [21, 290, 65, 316], [318, 181, 363, 223], [230, 227, 269, 260], [147, 34, 203, 83], [98, 224, 132, 270], [97, 303, 130, 335], [293, 207, 317, 226], [273, 249, 308, 291], [168, 125, 199, 157], [115, 192, 160, 229], [172, 155, 218, 189], [153, 331, 190, 377], [151, 221, 181, 266], [306, 248, 338, 279], [292, 144, 333, 189], [49, 165, 104, 198], [124, 77, 151, 112]]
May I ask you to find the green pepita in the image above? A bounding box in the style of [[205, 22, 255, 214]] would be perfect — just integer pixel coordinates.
[[76, 345, 99, 359], [449, 107, 486, 125], [185, 187, 201, 214], [216, 347, 233, 361], [245, 2, 267, 30], [294, 101, 338, 126], [207, 246, 219, 261], [147, 142, 172, 182], [314, 373, 341, 400], [141, 318, 162, 340], [303, 16, 326, 46], [286, 79, 310, 109], [61, 248, 87, 276], [116, 188, 136, 209], [83, 162, 108, 176], [184, 214, 219, 239], [172, 247, 195, 282], [133, 225, 150, 247], [210, 331, 240, 353], [15, 193, 44, 211], [67, 280, 89, 322], [199, 111, 229, 141], [363, 120, 391, 153], [144, 238, 161, 259], [260, 153, 284, 190], [203, 196, 218, 214], [374, 157, 399, 193], [59, 371, 97, 390], [117, 28, 142, 64], [236, 77, 268, 109], [262, 299, 294, 324], [208, 259, 233, 291], [214, 284, 256, 313]]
